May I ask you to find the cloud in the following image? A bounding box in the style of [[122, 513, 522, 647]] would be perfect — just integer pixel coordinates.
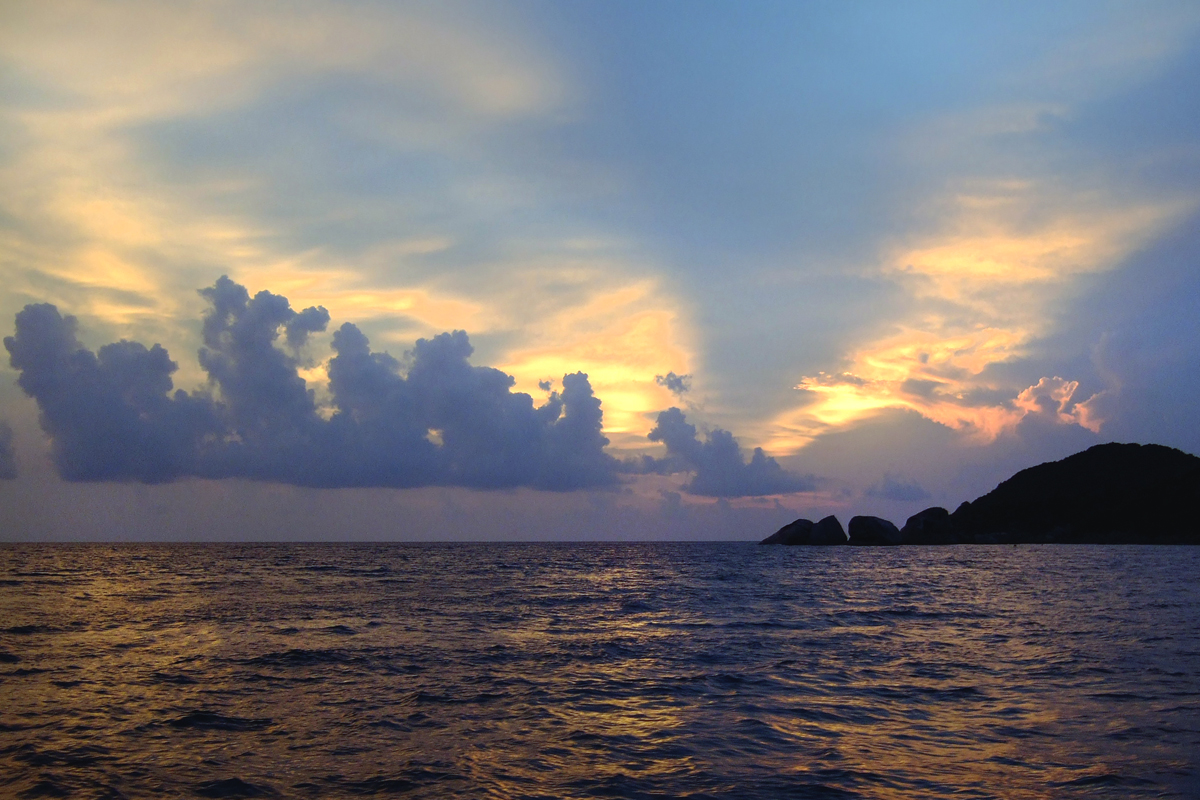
[[4, 302, 220, 482], [0, 0, 580, 388], [1013, 376, 1104, 432], [765, 178, 1182, 452], [0, 422, 16, 479], [1036, 209, 1200, 456], [495, 274, 694, 449], [5, 277, 619, 490], [642, 407, 814, 497], [0, 2, 562, 123], [655, 372, 691, 396], [865, 475, 931, 503]]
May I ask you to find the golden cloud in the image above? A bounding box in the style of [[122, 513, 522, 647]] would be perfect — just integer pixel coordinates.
[[496, 275, 695, 448], [0, 1, 572, 388], [765, 182, 1187, 453]]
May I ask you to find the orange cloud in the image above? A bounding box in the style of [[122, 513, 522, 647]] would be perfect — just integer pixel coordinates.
[[765, 181, 1186, 453]]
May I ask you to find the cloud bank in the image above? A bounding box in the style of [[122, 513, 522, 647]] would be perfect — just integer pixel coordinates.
[[5, 277, 812, 498], [640, 408, 815, 497], [5, 277, 619, 490]]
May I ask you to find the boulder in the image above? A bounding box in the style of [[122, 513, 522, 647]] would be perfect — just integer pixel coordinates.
[[810, 515, 847, 545], [899, 506, 959, 544], [848, 515, 903, 546], [760, 518, 814, 545]]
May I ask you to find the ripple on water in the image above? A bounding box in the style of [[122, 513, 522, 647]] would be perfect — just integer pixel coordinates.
[[0, 542, 1198, 800], [194, 777, 279, 798], [166, 712, 274, 732]]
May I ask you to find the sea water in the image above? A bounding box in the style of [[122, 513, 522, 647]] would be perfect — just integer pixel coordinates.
[[1, 543, 1198, 799]]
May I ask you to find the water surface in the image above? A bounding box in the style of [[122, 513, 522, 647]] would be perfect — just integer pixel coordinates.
[[2, 543, 1198, 798]]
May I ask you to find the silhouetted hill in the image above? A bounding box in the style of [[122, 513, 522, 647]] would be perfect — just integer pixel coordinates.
[[764, 443, 1200, 545], [949, 443, 1200, 544]]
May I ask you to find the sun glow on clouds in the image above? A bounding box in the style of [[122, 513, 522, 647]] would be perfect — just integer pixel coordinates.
[[0, 2, 562, 122], [497, 276, 694, 448], [236, 260, 493, 337], [767, 184, 1186, 453], [231, 262, 695, 449], [7, 1, 1198, 485], [1, 39, 690, 448], [0, 0, 573, 381]]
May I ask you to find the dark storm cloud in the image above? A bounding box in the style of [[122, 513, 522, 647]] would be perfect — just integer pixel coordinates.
[[642, 407, 814, 497], [866, 475, 931, 503], [5, 278, 618, 490], [0, 422, 16, 479]]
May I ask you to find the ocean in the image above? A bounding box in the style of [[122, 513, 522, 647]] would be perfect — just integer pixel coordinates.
[[2, 542, 1198, 799]]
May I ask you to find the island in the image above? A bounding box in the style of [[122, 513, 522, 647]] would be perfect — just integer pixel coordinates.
[[761, 442, 1200, 546]]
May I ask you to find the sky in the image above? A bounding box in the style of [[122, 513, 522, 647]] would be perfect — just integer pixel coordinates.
[[2, 0, 1199, 541]]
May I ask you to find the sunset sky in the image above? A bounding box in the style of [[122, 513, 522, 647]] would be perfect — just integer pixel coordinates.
[[2, 0, 1199, 540]]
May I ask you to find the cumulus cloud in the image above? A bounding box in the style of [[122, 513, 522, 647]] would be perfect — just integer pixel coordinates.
[[642, 407, 814, 497], [5, 277, 619, 490], [5, 303, 221, 482], [0, 422, 17, 479], [866, 475, 931, 502], [1013, 376, 1104, 432]]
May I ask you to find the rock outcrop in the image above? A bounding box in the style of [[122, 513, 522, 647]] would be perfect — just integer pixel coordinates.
[[811, 515, 847, 545], [899, 507, 959, 544], [760, 518, 814, 545], [760, 515, 846, 545], [848, 515, 903, 546]]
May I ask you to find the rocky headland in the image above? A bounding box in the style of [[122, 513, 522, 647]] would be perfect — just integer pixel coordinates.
[[761, 442, 1200, 546]]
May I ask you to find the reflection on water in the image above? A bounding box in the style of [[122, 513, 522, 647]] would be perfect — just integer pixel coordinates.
[[1, 543, 1198, 799]]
